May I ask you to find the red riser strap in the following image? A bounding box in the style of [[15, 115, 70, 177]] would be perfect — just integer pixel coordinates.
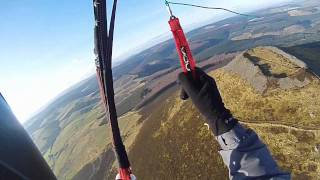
[[169, 17, 196, 74], [119, 168, 132, 180]]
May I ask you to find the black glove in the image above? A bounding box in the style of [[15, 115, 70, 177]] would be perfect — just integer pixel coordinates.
[[178, 68, 237, 136]]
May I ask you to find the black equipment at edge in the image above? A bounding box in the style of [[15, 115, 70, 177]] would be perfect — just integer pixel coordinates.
[[0, 93, 57, 180], [92, 0, 132, 179]]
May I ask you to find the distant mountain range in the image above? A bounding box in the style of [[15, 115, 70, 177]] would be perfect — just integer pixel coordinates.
[[25, 0, 320, 179]]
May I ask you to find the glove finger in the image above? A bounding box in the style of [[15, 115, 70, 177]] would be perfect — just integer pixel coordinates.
[[178, 72, 199, 98], [198, 80, 210, 96], [195, 68, 216, 86], [196, 70, 223, 106], [194, 67, 206, 76], [180, 88, 189, 100]]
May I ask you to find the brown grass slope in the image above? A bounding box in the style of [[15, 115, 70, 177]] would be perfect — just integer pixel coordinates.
[[129, 92, 228, 180], [213, 69, 320, 179], [128, 47, 320, 179]]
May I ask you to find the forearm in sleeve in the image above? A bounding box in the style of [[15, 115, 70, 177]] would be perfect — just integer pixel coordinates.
[[216, 123, 291, 180]]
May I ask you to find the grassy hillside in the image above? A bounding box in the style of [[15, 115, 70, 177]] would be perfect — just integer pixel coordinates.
[[213, 69, 320, 179], [128, 65, 320, 179], [222, 48, 320, 128], [41, 104, 144, 179], [129, 92, 228, 180]]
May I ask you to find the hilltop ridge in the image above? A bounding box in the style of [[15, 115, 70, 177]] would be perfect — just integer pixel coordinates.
[[225, 46, 316, 93]]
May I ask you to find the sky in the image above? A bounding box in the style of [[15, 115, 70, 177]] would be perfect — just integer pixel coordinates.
[[0, 0, 292, 123]]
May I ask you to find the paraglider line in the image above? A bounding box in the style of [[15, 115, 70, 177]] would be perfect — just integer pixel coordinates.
[[166, 1, 259, 18]]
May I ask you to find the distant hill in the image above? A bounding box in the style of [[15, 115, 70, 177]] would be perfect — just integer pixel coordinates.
[[24, 0, 320, 179], [112, 0, 320, 80]]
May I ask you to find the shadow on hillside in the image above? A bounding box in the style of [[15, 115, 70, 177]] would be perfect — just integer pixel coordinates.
[[244, 52, 288, 78]]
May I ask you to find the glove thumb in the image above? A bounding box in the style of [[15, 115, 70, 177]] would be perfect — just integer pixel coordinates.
[[180, 88, 189, 100]]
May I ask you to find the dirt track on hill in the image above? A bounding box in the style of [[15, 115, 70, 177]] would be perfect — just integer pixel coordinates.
[[241, 121, 320, 132]]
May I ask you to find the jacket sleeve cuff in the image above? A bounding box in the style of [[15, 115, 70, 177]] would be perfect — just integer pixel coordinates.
[[215, 123, 291, 179], [215, 123, 253, 150]]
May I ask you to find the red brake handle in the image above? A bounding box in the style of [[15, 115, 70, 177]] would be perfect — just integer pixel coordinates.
[[169, 17, 197, 78]]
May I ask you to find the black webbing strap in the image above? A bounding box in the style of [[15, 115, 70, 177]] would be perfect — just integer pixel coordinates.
[[93, 0, 130, 170]]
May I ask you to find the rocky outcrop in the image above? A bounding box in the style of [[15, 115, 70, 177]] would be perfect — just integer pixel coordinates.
[[224, 46, 317, 94]]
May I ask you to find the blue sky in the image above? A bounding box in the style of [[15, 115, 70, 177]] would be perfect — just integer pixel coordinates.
[[0, 0, 291, 123]]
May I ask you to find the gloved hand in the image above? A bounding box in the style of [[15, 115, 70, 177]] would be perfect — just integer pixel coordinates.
[[178, 68, 237, 136]]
